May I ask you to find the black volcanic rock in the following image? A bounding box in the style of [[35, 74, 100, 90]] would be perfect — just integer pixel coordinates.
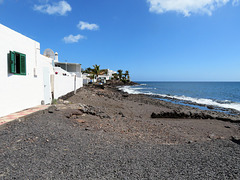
[[151, 111, 214, 119]]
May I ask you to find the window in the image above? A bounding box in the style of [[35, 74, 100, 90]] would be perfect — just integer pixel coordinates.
[[8, 51, 26, 75]]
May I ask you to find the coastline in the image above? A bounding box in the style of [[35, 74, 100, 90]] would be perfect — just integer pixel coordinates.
[[119, 82, 240, 116], [66, 82, 240, 144], [111, 82, 240, 122]]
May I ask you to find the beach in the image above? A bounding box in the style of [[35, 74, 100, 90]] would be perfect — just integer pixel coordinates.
[[66, 83, 240, 144], [0, 83, 240, 179]]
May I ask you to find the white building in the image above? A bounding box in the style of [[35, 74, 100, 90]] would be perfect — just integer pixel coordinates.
[[53, 62, 83, 99], [82, 69, 116, 84], [98, 69, 117, 81], [55, 62, 82, 77], [82, 73, 92, 84], [107, 69, 117, 78], [0, 24, 83, 117]]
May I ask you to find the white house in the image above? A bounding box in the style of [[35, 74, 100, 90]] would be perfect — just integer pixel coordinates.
[[82, 73, 91, 84], [82, 69, 117, 84], [53, 61, 83, 99], [0, 24, 83, 117], [55, 62, 82, 77], [107, 69, 117, 78], [98, 69, 117, 81]]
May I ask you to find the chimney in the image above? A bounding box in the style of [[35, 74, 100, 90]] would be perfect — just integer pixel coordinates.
[[55, 52, 58, 62]]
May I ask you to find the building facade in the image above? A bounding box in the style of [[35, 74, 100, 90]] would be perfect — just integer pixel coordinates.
[[0, 24, 83, 117]]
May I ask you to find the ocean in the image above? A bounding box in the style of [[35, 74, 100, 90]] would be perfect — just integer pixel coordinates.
[[119, 82, 240, 114]]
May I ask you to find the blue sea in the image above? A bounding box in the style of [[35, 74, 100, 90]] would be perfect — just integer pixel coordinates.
[[119, 82, 240, 113]]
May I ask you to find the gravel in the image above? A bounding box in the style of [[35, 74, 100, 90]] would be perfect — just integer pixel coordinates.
[[0, 112, 240, 179]]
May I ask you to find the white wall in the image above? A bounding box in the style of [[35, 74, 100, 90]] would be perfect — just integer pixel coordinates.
[[54, 67, 71, 76], [108, 69, 117, 77], [54, 75, 83, 99], [0, 24, 43, 117], [0, 24, 83, 117], [0, 24, 54, 117], [39, 55, 54, 104], [76, 77, 83, 90], [98, 75, 110, 80]]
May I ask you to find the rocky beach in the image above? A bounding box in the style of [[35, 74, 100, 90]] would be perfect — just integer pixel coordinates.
[[0, 82, 240, 179]]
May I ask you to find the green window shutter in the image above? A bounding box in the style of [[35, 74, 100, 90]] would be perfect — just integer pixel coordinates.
[[20, 53, 26, 75], [10, 51, 16, 73]]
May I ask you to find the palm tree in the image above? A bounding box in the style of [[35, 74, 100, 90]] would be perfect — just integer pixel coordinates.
[[127, 74, 130, 81], [117, 69, 123, 80], [93, 64, 100, 79], [89, 74, 95, 79], [99, 69, 108, 75], [124, 70, 129, 80], [83, 67, 93, 74], [112, 73, 118, 80], [105, 69, 109, 75]]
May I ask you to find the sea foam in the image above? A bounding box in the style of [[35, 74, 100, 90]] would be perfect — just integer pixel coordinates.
[[119, 86, 240, 112]]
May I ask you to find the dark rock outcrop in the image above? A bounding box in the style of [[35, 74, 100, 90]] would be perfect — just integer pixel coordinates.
[[63, 109, 83, 118], [151, 111, 214, 119], [80, 105, 111, 119]]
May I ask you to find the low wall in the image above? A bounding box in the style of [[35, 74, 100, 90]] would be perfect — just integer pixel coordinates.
[[76, 77, 83, 89], [54, 75, 83, 99]]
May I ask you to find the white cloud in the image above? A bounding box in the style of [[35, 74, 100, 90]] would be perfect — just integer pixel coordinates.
[[232, 0, 240, 5], [147, 0, 238, 16], [63, 34, 85, 43], [34, 0, 71, 16], [77, 21, 99, 31]]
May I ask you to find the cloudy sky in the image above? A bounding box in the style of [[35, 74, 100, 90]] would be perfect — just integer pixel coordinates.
[[0, 0, 240, 81]]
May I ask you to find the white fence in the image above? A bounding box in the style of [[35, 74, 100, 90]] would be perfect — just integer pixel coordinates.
[[54, 75, 83, 99]]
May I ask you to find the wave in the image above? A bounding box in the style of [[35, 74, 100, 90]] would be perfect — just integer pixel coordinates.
[[119, 86, 240, 112], [118, 86, 142, 94]]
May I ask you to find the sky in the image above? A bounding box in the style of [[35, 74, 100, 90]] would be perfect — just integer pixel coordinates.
[[0, 0, 240, 81]]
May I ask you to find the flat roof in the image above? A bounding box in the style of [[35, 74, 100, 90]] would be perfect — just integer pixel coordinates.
[[55, 62, 81, 65]]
